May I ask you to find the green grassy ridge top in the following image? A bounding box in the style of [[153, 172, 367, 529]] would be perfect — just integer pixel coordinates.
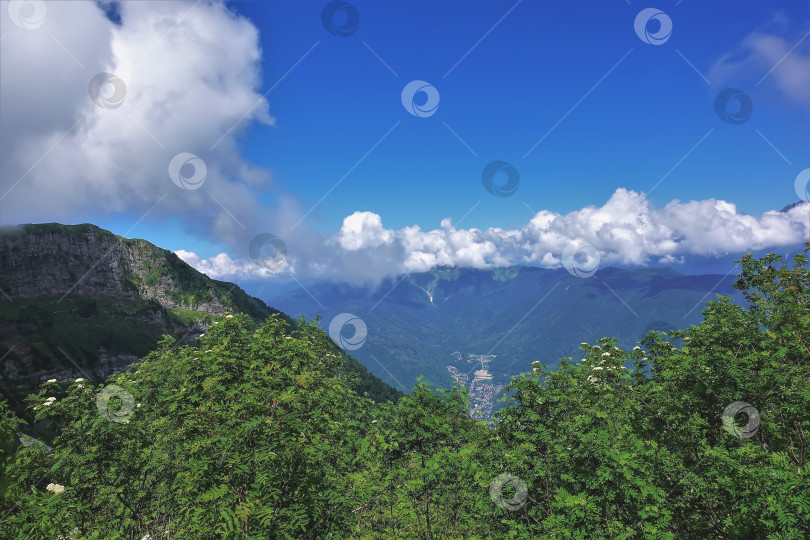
[[0, 222, 107, 239]]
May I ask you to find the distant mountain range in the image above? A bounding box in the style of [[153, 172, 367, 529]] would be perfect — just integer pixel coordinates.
[[2, 222, 802, 419], [0, 223, 400, 418], [269, 264, 760, 415]]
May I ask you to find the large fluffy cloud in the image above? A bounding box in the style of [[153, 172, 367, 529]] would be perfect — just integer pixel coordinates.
[[0, 0, 275, 248], [177, 189, 810, 283], [337, 212, 394, 251]]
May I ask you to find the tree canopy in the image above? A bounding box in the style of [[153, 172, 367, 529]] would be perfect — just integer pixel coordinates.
[[1, 246, 808, 538]]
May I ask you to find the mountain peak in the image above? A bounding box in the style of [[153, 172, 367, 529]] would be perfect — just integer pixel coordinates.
[[780, 200, 808, 213]]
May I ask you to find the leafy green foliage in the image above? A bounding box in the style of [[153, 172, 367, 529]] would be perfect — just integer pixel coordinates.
[[0, 246, 808, 538]]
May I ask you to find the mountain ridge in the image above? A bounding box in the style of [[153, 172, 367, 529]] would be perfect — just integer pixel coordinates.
[[0, 223, 400, 416], [0, 222, 274, 318]]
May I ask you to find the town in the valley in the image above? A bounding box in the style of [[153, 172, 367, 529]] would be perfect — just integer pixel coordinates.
[[447, 352, 503, 419]]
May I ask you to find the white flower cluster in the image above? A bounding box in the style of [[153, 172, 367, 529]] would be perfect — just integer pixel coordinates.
[[43, 397, 56, 406], [46, 379, 56, 384], [586, 357, 627, 385], [46, 483, 65, 495]]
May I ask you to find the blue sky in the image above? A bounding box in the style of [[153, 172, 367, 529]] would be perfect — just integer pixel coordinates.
[[2, 0, 809, 283], [228, 0, 809, 230]]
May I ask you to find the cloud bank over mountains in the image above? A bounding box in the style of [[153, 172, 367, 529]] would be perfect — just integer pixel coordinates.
[[177, 189, 809, 284]]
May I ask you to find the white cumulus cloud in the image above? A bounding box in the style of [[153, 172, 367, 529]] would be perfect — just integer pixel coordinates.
[[175, 249, 290, 279], [336, 211, 394, 251], [177, 189, 810, 284]]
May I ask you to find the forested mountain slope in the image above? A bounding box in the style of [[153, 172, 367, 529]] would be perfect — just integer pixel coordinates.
[[0, 223, 400, 414]]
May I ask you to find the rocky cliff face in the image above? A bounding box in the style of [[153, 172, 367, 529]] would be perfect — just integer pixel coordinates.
[[1, 224, 135, 299], [0, 223, 238, 313]]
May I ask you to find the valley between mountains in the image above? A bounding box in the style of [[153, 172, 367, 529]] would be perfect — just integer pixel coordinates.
[[4, 222, 801, 419]]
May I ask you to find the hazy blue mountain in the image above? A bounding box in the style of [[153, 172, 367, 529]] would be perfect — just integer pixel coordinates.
[[269, 265, 748, 413]]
